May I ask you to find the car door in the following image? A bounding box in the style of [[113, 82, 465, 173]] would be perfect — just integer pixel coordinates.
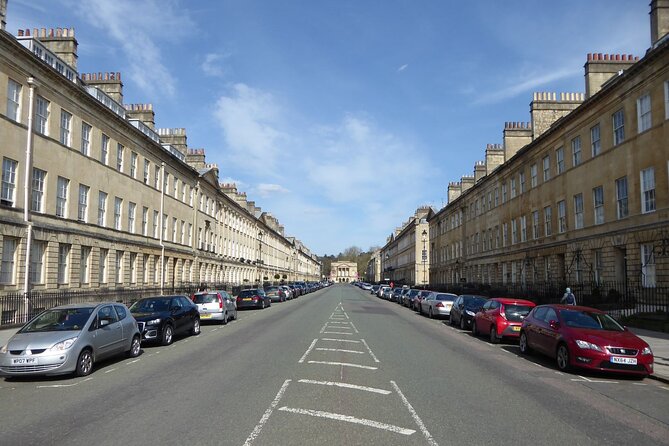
[[536, 307, 560, 355], [524, 307, 547, 352], [113, 304, 132, 346], [170, 297, 187, 334], [91, 305, 124, 358], [452, 297, 462, 323], [479, 301, 494, 333]]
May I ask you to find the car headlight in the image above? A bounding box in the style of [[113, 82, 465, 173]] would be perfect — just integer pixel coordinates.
[[465, 310, 475, 316], [49, 336, 78, 352], [641, 346, 652, 356], [574, 339, 603, 352], [146, 318, 162, 325], [0, 343, 7, 354]]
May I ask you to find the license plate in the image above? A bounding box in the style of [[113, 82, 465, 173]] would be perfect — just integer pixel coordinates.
[[11, 357, 37, 365], [511, 326, 521, 332], [200, 314, 211, 319], [611, 356, 637, 365], [243, 298, 252, 301]]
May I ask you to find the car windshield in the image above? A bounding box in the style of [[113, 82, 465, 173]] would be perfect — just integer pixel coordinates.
[[266, 287, 279, 292], [560, 310, 624, 331], [130, 299, 170, 313], [192, 293, 218, 304], [239, 290, 258, 297], [20, 308, 94, 333], [504, 304, 533, 322], [436, 294, 455, 301], [465, 297, 487, 309]]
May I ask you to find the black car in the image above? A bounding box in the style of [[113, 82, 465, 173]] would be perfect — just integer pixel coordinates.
[[404, 289, 420, 307], [236, 288, 271, 309], [129, 295, 200, 345], [450, 295, 488, 330]]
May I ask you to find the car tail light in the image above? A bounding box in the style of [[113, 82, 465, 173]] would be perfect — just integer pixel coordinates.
[[499, 305, 506, 319], [436, 302, 444, 308], [236, 296, 241, 302], [218, 296, 223, 309]]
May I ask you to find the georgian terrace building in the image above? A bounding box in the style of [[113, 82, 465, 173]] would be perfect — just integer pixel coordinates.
[[428, 2, 669, 292], [329, 261, 358, 283], [0, 13, 320, 309]]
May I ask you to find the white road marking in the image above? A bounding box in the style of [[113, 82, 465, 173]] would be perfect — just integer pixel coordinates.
[[348, 322, 360, 333], [297, 379, 391, 395], [360, 339, 380, 363], [328, 325, 353, 330], [104, 368, 117, 374], [242, 379, 292, 446], [328, 321, 350, 325], [323, 331, 353, 335], [319, 323, 329, 334], [315, 348, 364, 354], [321, 338, 360, 343], [307, 361, 378, 370], [661, 387, 669, 391], [278, 407, 415, 435], [571, 379, 619, 384], [633, 383, 647, 386], [578, 375, 592, 382], [390, 381, 439, 445], [298, 339, 319, 363], [126, 359, 141, 365], [37, 377, 93, 389]]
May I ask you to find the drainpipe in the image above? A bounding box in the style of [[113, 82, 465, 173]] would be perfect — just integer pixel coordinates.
[[159, 162, 165, 294], [22, 77, 38, 319]]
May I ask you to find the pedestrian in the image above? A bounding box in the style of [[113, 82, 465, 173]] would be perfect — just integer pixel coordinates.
[[561, 287, 576, 305]]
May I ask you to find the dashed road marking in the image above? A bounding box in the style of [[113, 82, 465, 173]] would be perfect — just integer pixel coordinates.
[[391, 381, 439, 445], [298, 339, 319, 363], [307, 361, 378, 370], [278, 407, 416, 436], [104, 368, 117, 374], [297, 379, 391, 395], [321, 338, 360, 343], [315, 348, 364, 354], [242, 379, 292, 446], [126, 359, 141, 365], [361, 339, 380, 363], [37, 377, 93, 389]]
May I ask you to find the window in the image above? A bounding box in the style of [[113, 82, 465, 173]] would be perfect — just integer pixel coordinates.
[[532, 210, 539, 240], [0, 238, 18, 284], [519, 171, 526, 193], [612, 109, 625, 145], [512, 220, 518, 244], [59, 110, 72, 146], [181, 220, 185, 244], [142, 254, 149, 284], [6, 79, 21, 122], [116, 143, 124, 171], [520, 215, 527, 242], [57, 243, 70, 284], [98, 191, 107, 226], [2, 158, 18, 206], [56, 176, 69, 218], [665, 81, 669, 120], [130, 253, 137, 284], [641, 244, 655, 288], [556, 147, 565, 174], [163, 214, 168, 240], [153, 210, 159, 238], [30, 168, 46, 213], [542, 155, 551, 181], [616, 177, 629, 219], [142, 207, 148, 236], [115, 251, 123, 284], [143, 160, 150, 184], [571, 136, 581, 167], [510, 178, 517, 198], [494, 188, 499, 206], [35, 95, 49, 135], [188, 223, 193, 245], [78, 184, 89, 222], [530, 164, 537, 188], [128, 202, 136, 234], [164, 172, 170, 195], [29, 240, 45, 284], [130, 152, 138, 178], [172, 217, 178, 242], [182, 182, 187, 202], [173, 177, 178, 197], [593, 186, 604, 225], [80, 246, 90, 284], [637, 93, 651, 133], [114, 197, 123, 230], [640, 167, 655, 213], [80, 122, 92, 156], [558, 200, 567, 233], [573, 194, 584, 229], [99, 248, 108, 284], [590, 124, 601, 157], [501, 183, 507, 203], [101, 134, 109, 165], [594, 249, 603, 284], [154, 165, 160, 189]]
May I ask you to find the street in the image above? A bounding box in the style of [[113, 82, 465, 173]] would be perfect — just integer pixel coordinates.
[[1, 284, 668, 445]]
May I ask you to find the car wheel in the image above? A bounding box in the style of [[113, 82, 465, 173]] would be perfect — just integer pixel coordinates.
[[556, 344, 571, 372], [519, 332, 531, 355], [161, 324, 174, 346], [127, 335, 141, 358], [489, 326, 499, 344], [472, 320, 479, 336], [222, 311, 228, 325], [75, 349, 93, 377], [191, 318, 201, 336], [460, 317, 466, 330]]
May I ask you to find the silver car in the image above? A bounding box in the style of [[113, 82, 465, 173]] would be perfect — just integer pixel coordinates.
[[420, 292, 458, 319], [192, 290, 238, 324], [0, 302, 141, 377]]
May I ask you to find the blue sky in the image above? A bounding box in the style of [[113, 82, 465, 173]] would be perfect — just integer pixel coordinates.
[[6, 0, 650, 256]]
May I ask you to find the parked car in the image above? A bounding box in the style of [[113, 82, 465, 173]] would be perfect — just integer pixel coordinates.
[[265, 286, 286, 303], [472, 297, 536, 343], [519, 305, 654, 376], [361, 283, 373, 290], [391, 287, 404, 303], [279, 285, 293, 300], [450, 295, 488, 330], [288, 284, 301, 297], [415, 290, 432, 313], [192, 290, 237, 325], [130, 295, 200, 346], [371, 285, 380, 295], [236, 288, 271, 309], [378, 286, 391, 298], [420, 292, 457, 319], [404, 289, 420, 307], [382, 287, 393, 300], [0, 303, 141, 377]]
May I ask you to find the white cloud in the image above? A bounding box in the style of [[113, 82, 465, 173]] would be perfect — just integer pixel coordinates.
[[398, 64, 408, 72], [201, 53, 227, 77], [255, 183, 289, 197]]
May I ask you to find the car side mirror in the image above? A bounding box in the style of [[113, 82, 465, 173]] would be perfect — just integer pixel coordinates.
[[99, 319, 110, 328], [549, 320, 560, 330]]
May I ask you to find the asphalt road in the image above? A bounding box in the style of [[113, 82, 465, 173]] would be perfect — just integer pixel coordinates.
[[1, 284, 668, 445]]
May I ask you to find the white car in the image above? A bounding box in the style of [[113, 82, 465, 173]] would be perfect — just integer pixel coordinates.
[[420, 292, 457, 319], [192, 290, 238, 324]]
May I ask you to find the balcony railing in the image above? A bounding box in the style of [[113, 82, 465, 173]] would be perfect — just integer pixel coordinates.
[[85, 87, 126, 118], [129, 119, 161, 144], [17, 37, 77, 83]]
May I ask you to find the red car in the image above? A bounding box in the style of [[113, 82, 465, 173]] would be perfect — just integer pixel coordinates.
[[519, 305, 653, 376], [472, 297, 536, 343]]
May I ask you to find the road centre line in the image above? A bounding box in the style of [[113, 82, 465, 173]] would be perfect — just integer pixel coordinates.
[[277, 407, 415, 435], [390, 381, 439, 445], [360, 339, 380, 363], [242, 379, 292, 446], [307, 361, 378, 370], [299, 339, 319, 363], [37, 377, 93, 389], [323, 331, 353, 335], [315, 348, 364, 354], [321, 338, 360, 343], [297, 379, 391, 395]]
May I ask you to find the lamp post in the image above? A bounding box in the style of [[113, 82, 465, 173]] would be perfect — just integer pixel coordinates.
[[421, 229, 427, 286]]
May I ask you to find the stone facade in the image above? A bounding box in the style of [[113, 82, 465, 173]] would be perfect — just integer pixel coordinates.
[[330, 261, 358, 283]]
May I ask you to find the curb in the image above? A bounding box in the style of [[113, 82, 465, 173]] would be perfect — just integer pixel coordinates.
[[649, 374, 669, 385]]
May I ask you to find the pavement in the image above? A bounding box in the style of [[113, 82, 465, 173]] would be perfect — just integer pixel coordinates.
[[0, 324, 667, 383]]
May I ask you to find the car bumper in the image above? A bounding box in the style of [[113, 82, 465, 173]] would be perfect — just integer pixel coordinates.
[[138, 324, 164, 342], [499, 323, 523, 339], [0, 350, 78, 376], [198, 312, 226, 321], [237, 300, 264, 309], [570, 349, 653, 375]]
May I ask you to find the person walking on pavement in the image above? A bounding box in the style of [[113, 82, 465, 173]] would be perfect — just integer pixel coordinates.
[[561, 287, 577, 305]]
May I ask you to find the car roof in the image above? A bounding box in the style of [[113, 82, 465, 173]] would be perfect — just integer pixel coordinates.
[[538, 304, 605, 313], [50, 302, 118, 310], [491, 297, 536, 306]]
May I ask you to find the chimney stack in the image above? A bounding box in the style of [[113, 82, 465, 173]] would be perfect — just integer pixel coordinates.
[[503, 122, 532, 160], [125, 103, 155, 129], [33, 27, 78, 70], [584, 54, 638, 98], [530, 92, 584, 139], [157, 128, 188, 156], [447, 182, 462, 203], [651, 0, 669, 46], [474, 161, 486, 183], [485, 143, 505, 174], [82, 72, 123, 103]]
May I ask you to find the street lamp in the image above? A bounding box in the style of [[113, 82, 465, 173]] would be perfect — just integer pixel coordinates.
[[421, 229, 427, 287]]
